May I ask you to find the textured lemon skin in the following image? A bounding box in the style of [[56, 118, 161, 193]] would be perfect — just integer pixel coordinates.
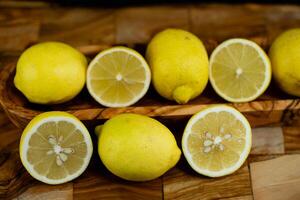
[[14, 42, 87, 104], [19, 111, 92, 184], [97, 114, 181, 181], [269, 29, 300, 97], [146, 29, 209, 104]]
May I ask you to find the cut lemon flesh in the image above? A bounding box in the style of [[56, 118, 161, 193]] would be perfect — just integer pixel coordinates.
[[87, 46, 151, 107], [209, 39, 271, 102], [182, 105, 251, 177], [20, 112, 93, 184]]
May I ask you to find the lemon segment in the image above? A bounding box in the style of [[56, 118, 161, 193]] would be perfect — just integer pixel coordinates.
[[209, 39, 271, 102], [182, 105, 251, 177], [19, 112, 93, 184], [87, 46, 151, 107]]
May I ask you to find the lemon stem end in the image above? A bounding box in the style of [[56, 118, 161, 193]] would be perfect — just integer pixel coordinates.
[[172, 85, 194, 104]]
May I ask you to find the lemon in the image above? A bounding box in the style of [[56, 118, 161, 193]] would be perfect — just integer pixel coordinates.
[[146, 29, 209, 104], [87, 46, 151, 107], [19, 111, 93, 184], [14, 42, 87, 104], [209, 39, 271, 102], [269, 28, 300, 97], [182, 105, 251, 177], [95, 113, 181, 181]]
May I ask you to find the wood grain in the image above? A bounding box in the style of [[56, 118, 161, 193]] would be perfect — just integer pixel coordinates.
[[0, 6, 115, 50], [1, 61, 300, 128], [218, 195, 253, 200], [163, 162, 252, 200], [38, 8, 115, 47], [250, 155, 300, 200], [14, 183, 73, 200], [0, 20, 39, 52], [283, 126, 300, 153], [251, 127, 284, 155], [1, 2, 300, 200], [190, 4, 268, 43], [0, 0, 51, 8], [116, 5, 189, 44], [73, 158, 163, 200], [247, 154, 281, 164], [0, 118, 31, 199], [1, 4, 300, 53]]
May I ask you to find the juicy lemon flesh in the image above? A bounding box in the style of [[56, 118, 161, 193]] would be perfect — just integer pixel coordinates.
[[187, 111, 246, 172], [211, 42, 268, 101], [26, 121, 88, 180], [88, 50, 148, 106]]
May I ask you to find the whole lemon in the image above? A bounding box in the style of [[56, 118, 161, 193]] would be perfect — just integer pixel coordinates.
[[14, 42, 87, 104], [146, 29, 209, 104], [269, 28, 300, 96], [96, 114, 181, 181]]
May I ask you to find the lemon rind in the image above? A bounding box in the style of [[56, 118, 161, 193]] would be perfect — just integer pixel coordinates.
[[20, 112, 93, 185], [86, 46, 151, 107], [182, 105, 252, 177], [209, 38, 271, 103]]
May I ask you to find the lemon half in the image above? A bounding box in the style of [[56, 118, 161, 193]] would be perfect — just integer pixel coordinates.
[[19, 112, 93, 184], [209, 39, 271, 102], [182, 105, 251, 177], [87, 46, 151, 107]]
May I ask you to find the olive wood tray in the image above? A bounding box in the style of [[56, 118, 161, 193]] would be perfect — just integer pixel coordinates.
[[1, 43, 300, 129]]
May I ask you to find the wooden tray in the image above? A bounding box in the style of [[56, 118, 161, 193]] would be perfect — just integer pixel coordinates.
[[1, 3, 300, 129], [1, 46, 300, 129]]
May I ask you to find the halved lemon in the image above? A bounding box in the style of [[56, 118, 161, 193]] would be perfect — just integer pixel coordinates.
[[87, 46, 151, 107], [209, 38, 271, 102], [182, 105, 251, 177], [19, 112, 93, 184]]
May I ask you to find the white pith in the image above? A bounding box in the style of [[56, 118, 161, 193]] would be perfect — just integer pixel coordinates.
[[86, 47, 151, 107], [20, 116, 93, 185], [209, 38, 271, 102], [182, 105, 252, 177]]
